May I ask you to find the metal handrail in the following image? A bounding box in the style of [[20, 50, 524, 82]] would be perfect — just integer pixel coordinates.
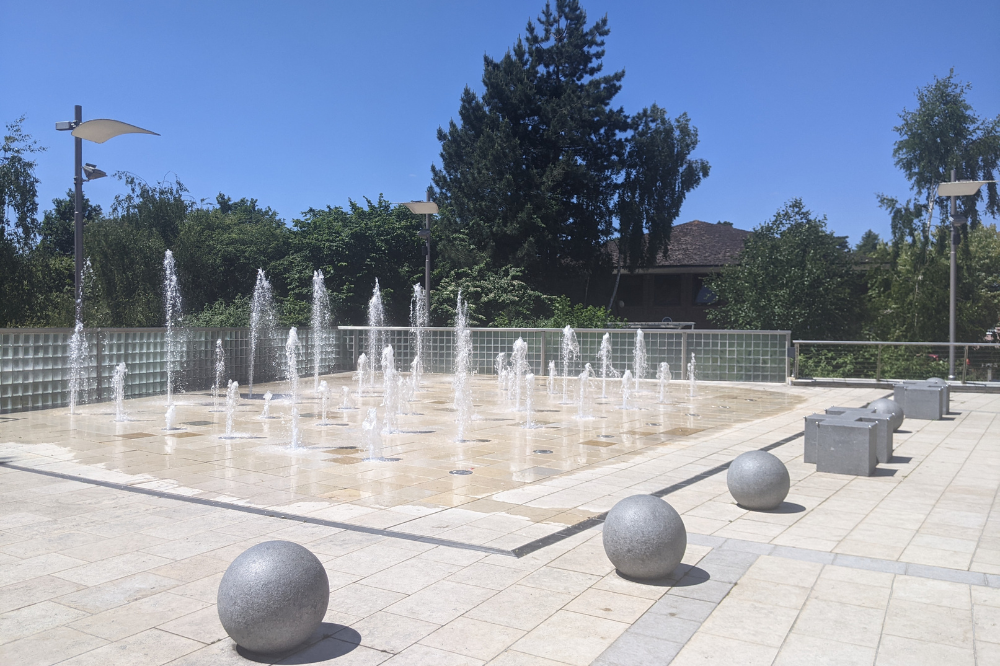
[[793, 340, 1000, 348]]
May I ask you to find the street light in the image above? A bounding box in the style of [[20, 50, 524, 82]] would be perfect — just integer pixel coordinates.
[[400, 190, 438, 316], [936, 173, 993, 379], [56, 105, 158, 317]]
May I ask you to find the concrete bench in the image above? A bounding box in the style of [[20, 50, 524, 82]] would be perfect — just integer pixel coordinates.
[[893, 382, 947, 420], [815, 418, 877, 476], [826, 407, 893, 464], [804, 409, 892, 466]]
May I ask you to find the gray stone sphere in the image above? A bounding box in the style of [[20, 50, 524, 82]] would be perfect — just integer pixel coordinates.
[[218, 541, 329, 654], [603, 495, 686, 580], [869, 397, 905, 431], [727, 451, 790, 511], [926, 377, 947, 385]]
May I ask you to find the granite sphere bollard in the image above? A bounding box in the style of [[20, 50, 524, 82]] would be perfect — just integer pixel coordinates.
[[727, 450, 790, 511], [869, 397, 905, 431], [603, 495, 687, 580], [218, 541, 329, 654]]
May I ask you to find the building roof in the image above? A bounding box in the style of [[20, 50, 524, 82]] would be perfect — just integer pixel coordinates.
[[662, 220, 751, 266], [610, 220, 752, 268]]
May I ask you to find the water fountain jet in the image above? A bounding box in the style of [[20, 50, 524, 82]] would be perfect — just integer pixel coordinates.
[[311, 270, 332, 392], [561, 326, 579, 404], [163, 250, 183, 405], [366, 280, 385, 387], [112, 363, 128, 422], [248, 270, 277, 398]]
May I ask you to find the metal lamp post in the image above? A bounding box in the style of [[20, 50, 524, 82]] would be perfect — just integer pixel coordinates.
[[56, 105, 158, 315], [401, 190, 438, 316], [935, 175, 991, 379]]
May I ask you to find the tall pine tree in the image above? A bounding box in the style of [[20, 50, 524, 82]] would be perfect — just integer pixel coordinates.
[[432, 0, 708, 297]]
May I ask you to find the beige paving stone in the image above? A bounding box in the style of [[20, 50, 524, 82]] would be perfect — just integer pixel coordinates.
[[563, 588, 654, 623], [0, 625, 108, 666], [328, 583, 407, 618], [465, 584, 574, 631], [446, 562, 532, 591], [385, 580, 496, 625], [53, 551, 175, 587], [360, 557, 462, 595], [56, 572, 182, 614], [519, 566, 602, 596], [383, 643, 484, 665], [484, 650, 566, 666], [57, 628, 202, 666], [671, 632, 778, 666], [420, 617, 526, 661], [791, 598, 886, 648], [727, 577, 811, 610], [889, 576, 970, 609], [68, 591, 208, 642], [699, 597, 798, 648], [0, 600, 89, 645], [874, 634, 975, 666], [336, 611, 439, 654], [743, 555, 823, 588], [773, 633, 876, 665], [156, 605, 228, 644], [973, 603, 1000, 644], [0, 574, 85, 614], [882, 599, 973, 649], [510, 609, 628, 666], [0, 553, 89, 587]]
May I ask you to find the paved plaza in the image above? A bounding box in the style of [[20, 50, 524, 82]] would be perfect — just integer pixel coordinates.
[[1, 376, 999, 664]]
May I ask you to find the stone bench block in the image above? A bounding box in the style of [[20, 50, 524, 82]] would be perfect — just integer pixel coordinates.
[[815, 419, 877, 476], [894, 383, 945, 420], [826, 408, 893, 464]]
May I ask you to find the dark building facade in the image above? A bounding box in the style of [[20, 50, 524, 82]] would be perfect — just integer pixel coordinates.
[[610, 220, 751, 327]]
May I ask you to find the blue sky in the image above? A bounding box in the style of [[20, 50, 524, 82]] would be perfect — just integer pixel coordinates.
[[3, 0, 998, 244]]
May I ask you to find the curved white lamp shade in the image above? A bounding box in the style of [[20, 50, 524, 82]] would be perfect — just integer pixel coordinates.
[[72, 119, 159, 144], [401, 201, 439, 215]]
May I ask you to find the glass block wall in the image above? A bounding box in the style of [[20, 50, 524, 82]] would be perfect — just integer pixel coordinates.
[[0, 326, 338, 413], [1, 326, 786, 413], [335, 327, 790, 384]]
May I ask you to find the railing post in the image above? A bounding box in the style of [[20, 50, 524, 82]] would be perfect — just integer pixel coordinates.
[[793, 342, 800, 379], [352, 330, 359, 369], [876, 345, 883, 382], [680, 332, 688, 380], [95, 329, 103, 401], [540, 330, 546, 375], [962, 345, 969, 384]]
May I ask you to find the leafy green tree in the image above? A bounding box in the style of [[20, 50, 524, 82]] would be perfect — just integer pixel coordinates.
[[893, 70, 1000, 223], [172, 194, 290, 314], [705, 200, 863, 339], [1, 116, 44, 250], [854, 229, 881, 259], [537, 295, 623, 328], [79, 175, 189, 327], [431, 264, 551, 326], [615, 105, 710, 272], [865, 209, 1000, 342], [291, 196, 424, 325], [433, 1, 708, 300], [83, 218, 166, 326], [432, 0, 631, 290], [1, 117, 45, 326], [38, 190, 102, 256], [109, 174, 190, 247]]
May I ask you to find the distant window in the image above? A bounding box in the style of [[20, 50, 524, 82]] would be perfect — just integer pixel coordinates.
[[693, 275, 717, 306], [653, 275, 683, 306]]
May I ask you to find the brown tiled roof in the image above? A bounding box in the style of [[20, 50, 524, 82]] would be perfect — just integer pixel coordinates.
[[609, 220, 751, 267]]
